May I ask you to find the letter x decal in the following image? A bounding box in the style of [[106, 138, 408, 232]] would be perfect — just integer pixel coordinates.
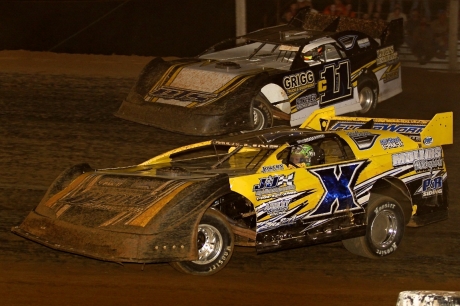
[[306, 161, 367, 218]]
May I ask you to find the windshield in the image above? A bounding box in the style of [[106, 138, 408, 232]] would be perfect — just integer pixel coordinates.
[[166, 144, 274, 172], [199, 40, 299, 64]]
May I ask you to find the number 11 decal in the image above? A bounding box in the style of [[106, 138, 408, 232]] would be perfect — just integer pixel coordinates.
[[318, 60, 352, 104]]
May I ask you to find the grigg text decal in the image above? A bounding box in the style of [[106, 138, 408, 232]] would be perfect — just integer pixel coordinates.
[[283, 71, 315, 94]]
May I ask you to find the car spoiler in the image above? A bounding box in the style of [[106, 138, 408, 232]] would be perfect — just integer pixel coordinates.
[[300, 107, 453, 148], [290, 9, 404, 47]]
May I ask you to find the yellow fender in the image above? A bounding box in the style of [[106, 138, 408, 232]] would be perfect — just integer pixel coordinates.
[[299, 106, 336, 130]]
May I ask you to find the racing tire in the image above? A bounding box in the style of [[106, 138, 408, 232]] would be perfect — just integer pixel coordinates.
[[169, 209, 234, 276], [342, 194, 405, 259], [241, 93, 273, 133], [357, 76, 378, 115]]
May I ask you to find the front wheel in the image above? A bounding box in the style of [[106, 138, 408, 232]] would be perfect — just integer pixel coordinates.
[[169, 209, 234, 276], [342, 194, 405, 258], [241, 93, 273, 133]]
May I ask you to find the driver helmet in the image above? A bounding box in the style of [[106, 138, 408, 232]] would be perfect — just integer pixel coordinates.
[[303, 50, 313, 61], [303, 46, 323, 61], [290, 144, 315, 166]]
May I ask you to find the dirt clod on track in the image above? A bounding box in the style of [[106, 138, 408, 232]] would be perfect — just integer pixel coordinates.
[[1, 51, 460, 306]]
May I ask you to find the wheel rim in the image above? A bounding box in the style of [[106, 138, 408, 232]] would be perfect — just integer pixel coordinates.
[[370, 208, 398, 248], [252, 108, 265, 131], [359, 87, 374, 113], [241, 107, 265, 133], [192, 224, 223, 265]]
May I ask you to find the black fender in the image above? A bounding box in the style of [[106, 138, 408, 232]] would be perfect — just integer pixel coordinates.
[[126, 57, 200, 104], [140, 174, 232, 261]]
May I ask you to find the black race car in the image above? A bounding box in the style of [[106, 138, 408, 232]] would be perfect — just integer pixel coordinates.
[[116, 9, 403, 136]]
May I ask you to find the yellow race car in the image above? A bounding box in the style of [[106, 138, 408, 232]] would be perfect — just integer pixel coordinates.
[[12, 108, 452, 276]]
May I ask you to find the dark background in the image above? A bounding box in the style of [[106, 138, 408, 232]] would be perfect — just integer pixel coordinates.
[[0, 0, 281, 57], [1, 0, 448, 57]]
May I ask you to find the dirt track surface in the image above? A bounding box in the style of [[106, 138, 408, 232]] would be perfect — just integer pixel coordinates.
[[1, 51, 460, 306]]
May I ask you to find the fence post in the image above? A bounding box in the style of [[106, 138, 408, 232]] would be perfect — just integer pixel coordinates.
[[449, 0, 459, 72], [236, 0, 247, 37]]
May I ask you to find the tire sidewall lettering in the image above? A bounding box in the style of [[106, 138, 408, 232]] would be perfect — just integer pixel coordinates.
[[376, 242, 398, 256], [208, 246, 233, 272], [171, 210, 235, 275], [367, 198, 404, 257], [373, 203, 395, 215]]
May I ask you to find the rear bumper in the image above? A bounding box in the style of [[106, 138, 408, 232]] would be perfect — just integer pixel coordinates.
[[12, 211, 196, 263]]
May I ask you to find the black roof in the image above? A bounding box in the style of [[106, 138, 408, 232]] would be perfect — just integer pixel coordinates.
[[242, 24, 333, 46], [241, 9, 395, 48]]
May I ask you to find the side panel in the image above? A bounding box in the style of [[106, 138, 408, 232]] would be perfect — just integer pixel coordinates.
[[230, 159, 369, 253], [281, 59, 362, 126], [230, 130, 449, 252]]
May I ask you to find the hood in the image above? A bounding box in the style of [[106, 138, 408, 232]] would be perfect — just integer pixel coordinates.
[[144, 44, 291, 107], [34, 171, 202, 232]]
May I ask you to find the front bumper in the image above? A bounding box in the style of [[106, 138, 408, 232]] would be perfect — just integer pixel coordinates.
[[116, 92, 253, 136], [12, 210, 196, 263]]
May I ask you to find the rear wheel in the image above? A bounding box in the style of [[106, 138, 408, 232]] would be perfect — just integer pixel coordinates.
[[342, 194, 405, 258], [357, 77, 378, 115], [169, 209, 234, 276]]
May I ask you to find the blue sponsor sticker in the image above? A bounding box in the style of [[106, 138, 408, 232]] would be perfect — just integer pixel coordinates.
[[423, 136, 433, 146]]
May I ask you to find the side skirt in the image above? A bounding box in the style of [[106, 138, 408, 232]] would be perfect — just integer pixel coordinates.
[[256, 224, 367, 254]]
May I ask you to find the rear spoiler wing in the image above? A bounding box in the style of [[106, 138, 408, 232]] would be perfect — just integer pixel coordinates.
[[301, 107, 453, 148], [291, 9, 404, 47]]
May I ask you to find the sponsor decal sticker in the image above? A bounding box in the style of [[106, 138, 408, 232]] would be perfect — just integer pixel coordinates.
[[380, 136, 404, 150], [253, 172, 296, 201], [392, 147, 443, 172], [330, 122, 425, 135], [258, 216, 300, 233], [213, 141, 278, 149], [295, 93, 318, 110], [297, 134, 325, 144], [261, 164, 285, 173], [146, 86, 218, 103], [423, 136, 433, 146], [381, 67, 400, 83], [283, 71, 315, 94], [415, 175, 443, 198], [256, 191, 311, 232], [264, 198, 291, 216], [347, 131, 379, 150], [376, 46, 399, 65]]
